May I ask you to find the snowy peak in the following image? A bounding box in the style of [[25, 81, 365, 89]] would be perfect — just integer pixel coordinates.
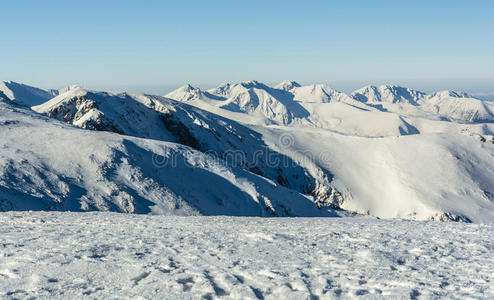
[[351, 85, 426, 105], [275, 80, 301, 91], [0, 80, 54, 107], [165, 84, 205, 102], [206, 83, 232, 98], [220, 87, 295, 124], [291, 84, 352, 103], [239, 80, 266, 89], [167, 80, 308, 125], [350, 85, 494, 122], [427, 90, 471, 99], [422, 90, 494, 122]]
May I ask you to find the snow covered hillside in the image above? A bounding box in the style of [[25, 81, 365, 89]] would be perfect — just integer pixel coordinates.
[[258, 126, 494, 223], [31, 86, 334, 204], [1, 80, 494, 222], [0, 212, 492, 299], [0, 102, 333, 216], [0, 80, 53, 107]]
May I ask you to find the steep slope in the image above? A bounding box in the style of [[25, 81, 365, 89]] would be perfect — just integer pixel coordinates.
[[33, 86, 177, 141], [0, 80, 53, 106], [0, 102, 332, 216], [32, 87, 334, 205], [259, 126, 494, 222]]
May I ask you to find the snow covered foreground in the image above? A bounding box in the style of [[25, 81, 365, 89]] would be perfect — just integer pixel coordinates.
[[0, 212, 492, 299]]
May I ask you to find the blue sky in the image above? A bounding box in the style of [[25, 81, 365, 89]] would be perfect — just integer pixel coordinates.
[[1, 0, 493, 94]]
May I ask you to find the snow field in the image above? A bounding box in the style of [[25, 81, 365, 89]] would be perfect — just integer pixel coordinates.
[[0, 212, 492, 299]]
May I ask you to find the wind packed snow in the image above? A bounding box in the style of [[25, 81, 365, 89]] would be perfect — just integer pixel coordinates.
[[0, 212, 492, 299]]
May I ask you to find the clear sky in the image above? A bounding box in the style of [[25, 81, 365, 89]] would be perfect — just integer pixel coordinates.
[[1, 0, 493, 94]]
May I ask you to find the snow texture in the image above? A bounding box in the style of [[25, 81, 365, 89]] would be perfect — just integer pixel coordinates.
[[0, 212, 492, 299]]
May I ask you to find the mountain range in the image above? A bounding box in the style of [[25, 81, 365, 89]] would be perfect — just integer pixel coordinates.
[[1, 80, 494, 222]]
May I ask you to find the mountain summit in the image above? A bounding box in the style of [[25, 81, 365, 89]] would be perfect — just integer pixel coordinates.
[[274, 80, 301, 91], [351, 85, 426, 105], [0, 80, 53, 106]]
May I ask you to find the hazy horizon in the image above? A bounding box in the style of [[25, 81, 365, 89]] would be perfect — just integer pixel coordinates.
[[4, 78, 493, 97]]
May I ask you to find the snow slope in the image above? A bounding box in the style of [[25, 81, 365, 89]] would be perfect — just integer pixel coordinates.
[[32, 87, 333, 203], [0, 80, 53, 107], [0, 211, 492, 299], [259, 126, 494, 223], [0, 102, 333, 217]]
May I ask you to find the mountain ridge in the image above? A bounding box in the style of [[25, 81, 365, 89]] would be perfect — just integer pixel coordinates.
[[2, 79, 494, 222]]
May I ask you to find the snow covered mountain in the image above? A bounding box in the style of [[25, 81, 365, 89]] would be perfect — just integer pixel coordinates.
[[351, 85, 426, 105], [2, 80, 494, 222], [259, 126, 494, 223], [274, 80, 301, 91], [166, 80, 310, 125], [163, 84, 206, 102], [166, 80, 494, 126], [290, 83, 355, 104], [32, 86, 334, 205], [350, 85, 494, 123], [0, 80, 53, 107], [421, 90, 494, 123], [0, 101, 335, 216]]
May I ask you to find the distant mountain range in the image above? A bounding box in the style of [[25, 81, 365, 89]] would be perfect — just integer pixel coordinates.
[[1, 80, 494, 222], [165, 80, 494, 124]]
